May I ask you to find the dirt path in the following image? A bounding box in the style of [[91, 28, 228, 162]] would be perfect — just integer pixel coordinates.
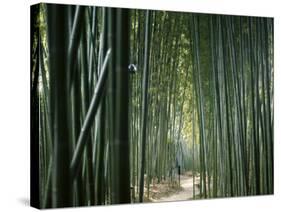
[[152, 174, 200, 202]]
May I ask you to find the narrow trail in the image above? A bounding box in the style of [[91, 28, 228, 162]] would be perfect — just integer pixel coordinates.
[[152, 174, 200, 202]]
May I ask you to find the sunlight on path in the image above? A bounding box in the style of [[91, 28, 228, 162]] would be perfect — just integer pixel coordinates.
[[152, 175, 200, 202]]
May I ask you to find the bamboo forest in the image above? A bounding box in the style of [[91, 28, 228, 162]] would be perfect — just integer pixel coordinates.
[[31, 3, 274, 209]]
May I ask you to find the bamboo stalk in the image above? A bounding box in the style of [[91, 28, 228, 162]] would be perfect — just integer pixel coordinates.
[[70, 49, 111, 179]]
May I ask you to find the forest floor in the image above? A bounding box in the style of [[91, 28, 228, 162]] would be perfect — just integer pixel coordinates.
[[148, 172, 200, 202]]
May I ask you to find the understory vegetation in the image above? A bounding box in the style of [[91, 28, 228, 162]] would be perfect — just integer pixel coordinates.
[[31, 3, 274, 208]]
